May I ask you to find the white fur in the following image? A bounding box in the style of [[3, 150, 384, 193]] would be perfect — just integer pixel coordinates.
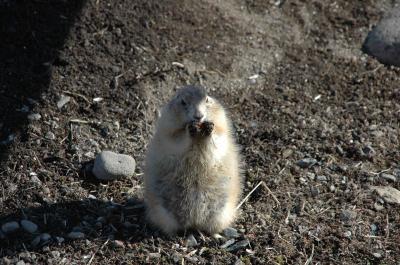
[[211, 134, 228, 161]]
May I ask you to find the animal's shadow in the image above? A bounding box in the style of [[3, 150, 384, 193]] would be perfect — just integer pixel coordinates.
[[0, 196, 161, 257], [0, 0, 86, 163]]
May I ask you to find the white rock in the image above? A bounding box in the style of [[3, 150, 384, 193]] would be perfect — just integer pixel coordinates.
[[371, 186, 400, 204], [57, 95, 71, 109], [92, 151, 136, 180], [363, 6, 400, 66], [1, 221, 20, 233], [21, 220, 38, 234], [27, 113, 41, 121]]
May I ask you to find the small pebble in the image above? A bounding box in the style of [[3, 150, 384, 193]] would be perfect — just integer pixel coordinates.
[[316, 175, 328, 181], [222, 227, 240, 238], [40, 233, 51, 242], [372, 252, 383, 259], [185, 234, 198, 247], [21, 220, 38, 234], [16, 261, 25, 265], [380, 173, 396, 182], [1, 221, 20, 233], [148, 253, 161, 259], [27, 113, 41, 121], [45, 131, 56, 140], [297, 158, 317, 168], [220, 239, 235, 249], [172, 252, 183, 263], [31, 235, 41, 246], [51, 251, 60, 259], [67, 231, 85, 239], [234, 259, 245, 265], [340, 210, 357, 222], [226, 239, 250, 252], [361, 145, 376, 158], [112, 240, 125, 248], [343, 231, 352, 238], [57, 95, 71, 109]]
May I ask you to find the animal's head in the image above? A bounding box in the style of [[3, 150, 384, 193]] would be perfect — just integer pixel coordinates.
[[167, 85, 215, 127]]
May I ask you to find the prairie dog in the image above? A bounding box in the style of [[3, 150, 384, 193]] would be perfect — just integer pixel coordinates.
[[144, 85, 242, 235]]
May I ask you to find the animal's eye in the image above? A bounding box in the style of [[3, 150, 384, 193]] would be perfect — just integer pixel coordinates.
[[181, 99, 186, 106]]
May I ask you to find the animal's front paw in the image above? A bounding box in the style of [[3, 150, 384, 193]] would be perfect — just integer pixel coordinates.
[[188, 121, 201, 137], [200, 121, 214, 137], [188, 121, 214, 137]]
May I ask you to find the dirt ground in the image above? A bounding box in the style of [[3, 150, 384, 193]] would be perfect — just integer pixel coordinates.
[[1, 0, 399, 264]]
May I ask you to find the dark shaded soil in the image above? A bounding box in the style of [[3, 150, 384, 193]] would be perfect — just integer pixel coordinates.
[[1, 0, 399, 264]]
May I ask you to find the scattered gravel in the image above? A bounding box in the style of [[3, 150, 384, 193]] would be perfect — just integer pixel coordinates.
[[92, 151, 136, 180]]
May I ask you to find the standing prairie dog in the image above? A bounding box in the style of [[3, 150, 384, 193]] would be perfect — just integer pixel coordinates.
[[144, 85, 242, 235]]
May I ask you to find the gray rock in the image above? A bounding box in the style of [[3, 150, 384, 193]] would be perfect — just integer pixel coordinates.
[[92, 151, 136, 180], [185, 234, 198, 247], [27, 113, 41, 121], [45, 131, 56, 140], [148, 253, 161, 259], [40, 233, 51, 242], [343, 231, 352, 238], [372, 251, 383, 259], [374, 202, 384, 211], [316, 175, 328, 181], [361, 145, 376, 158], [380, 173, 397, 182], [220, 238, 235, 249], [172, 252, 183, 263], [340, 210, 357, 222], [57, 95, 71, 109], [363, 6, 400, 67], [67, 231, 85, 239], [222, 227, 240, 238], [111, 240, 125, 248], [297, 158, 317, 168], [226, 239, 250, 252], [234, 259, 245, 265], [31, 235, 41, 246], [1, 221, 20, 233], [16, 261, 25, 265], [21, 220, 38, 234], [371, 186, 400, 204]]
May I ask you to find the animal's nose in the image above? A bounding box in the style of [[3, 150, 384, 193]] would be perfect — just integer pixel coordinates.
[[193, 112, 204, 121]]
